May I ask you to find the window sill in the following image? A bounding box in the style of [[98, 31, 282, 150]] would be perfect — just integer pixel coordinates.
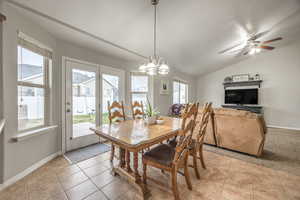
[[12, 125, 58, 142]]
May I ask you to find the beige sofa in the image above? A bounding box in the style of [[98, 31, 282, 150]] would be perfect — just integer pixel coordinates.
[[196, 108, 267, 157]]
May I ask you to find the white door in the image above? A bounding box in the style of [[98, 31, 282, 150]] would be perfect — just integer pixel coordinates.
[[100, 66, 125, 124], [65, 59, 100, 151]]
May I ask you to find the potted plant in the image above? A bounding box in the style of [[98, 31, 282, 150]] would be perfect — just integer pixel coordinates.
[[145, 96, 159, 125]]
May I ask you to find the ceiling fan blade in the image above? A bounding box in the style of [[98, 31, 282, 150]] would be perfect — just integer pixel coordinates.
[[227, 48, 246, 54], [263, 37, 282, 44], [235, 46, 249, 57], [250, 30, 270, 40], [218, 42, 244, 54], [259, 45, 275, 50]]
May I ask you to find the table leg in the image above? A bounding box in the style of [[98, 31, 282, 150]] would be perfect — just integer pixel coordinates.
[[126, 150, 132, 173], [133, 152, 140, 179], [119, 148, 125, 168]]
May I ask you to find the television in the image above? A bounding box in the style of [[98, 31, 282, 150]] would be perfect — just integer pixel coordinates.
[[225, 89, 258, 105]]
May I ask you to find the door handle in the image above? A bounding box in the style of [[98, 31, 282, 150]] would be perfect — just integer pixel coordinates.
[[66, 108, 71, 113]]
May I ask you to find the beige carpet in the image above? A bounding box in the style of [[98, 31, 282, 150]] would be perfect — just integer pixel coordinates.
[[204, 127, 300, 176]]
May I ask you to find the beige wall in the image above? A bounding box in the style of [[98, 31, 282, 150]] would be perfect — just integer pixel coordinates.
[[0, 2, 5, 183], [197, 40, 300, 129], [0, 3, 196, 182]]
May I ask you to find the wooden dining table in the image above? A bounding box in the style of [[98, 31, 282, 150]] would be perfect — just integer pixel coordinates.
[[90, 116, 182, 199]]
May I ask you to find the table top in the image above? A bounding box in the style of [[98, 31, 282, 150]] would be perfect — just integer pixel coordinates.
[[90, 117, 182, 150]]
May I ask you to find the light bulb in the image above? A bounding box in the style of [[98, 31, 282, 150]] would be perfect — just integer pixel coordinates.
[[139, 64, 147, 73], [249, 48, 256, 55]]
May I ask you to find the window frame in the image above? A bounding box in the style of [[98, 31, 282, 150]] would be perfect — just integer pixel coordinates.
[[173, 79, 189, 104], [17, 45, 51, 133], [130, 73, 151, 106]]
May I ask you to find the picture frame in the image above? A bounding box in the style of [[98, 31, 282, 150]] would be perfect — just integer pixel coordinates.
[[160, 80, 169, 95], [232, 74, 249, 82]]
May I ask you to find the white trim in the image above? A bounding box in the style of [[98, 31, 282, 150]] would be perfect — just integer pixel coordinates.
[[267, 125, 300, 131], [0, 151, 61, 191], [12, 125, 58, 142]]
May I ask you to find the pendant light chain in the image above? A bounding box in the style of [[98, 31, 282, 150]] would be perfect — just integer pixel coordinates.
[[154, 4, 157, 58]]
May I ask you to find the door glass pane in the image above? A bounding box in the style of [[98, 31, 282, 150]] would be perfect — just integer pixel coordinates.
[[180, 83, 187, 104], [18, 86, 44, 130], [18, 46, 44, 85], [72, 69, 96, 138], [173, 81, 180, 104], [102, 74, 119, 124]]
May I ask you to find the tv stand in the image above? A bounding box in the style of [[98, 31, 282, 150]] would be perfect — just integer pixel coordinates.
[[222, 104, 263, 114]]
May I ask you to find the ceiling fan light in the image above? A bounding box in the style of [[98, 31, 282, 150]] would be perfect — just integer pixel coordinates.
[[249, 48, 256, 55]]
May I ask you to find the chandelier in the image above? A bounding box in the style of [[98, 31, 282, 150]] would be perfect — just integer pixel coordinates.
[[139, 0, 169, 75]]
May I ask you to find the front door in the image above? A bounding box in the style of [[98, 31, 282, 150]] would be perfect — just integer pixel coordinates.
[[65, 59, 100, 151]]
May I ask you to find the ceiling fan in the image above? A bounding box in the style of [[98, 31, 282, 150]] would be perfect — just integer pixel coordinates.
[[219, 31, 282, 56]]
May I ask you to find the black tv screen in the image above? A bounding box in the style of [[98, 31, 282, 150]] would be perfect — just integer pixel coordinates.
[[225, 89, 258, 105]]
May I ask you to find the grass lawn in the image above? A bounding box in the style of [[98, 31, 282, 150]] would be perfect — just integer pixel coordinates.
[[73, 113, 109, 124]]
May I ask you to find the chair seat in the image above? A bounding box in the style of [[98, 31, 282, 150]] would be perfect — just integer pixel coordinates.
[[143, 144, 175, 167]]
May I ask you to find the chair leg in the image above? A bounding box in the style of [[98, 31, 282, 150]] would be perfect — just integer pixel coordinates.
[[110, 144, 115, 162], [143, 163, 147, 184], [192, 149, 200, 179], [171, 168, 180, 200], [184, 160, 192, 190], [199, 146, 206, 169]]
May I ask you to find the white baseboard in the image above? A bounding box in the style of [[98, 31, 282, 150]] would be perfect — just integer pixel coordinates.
[[0, 151, 61, 191], [267, 125, 300, 131]]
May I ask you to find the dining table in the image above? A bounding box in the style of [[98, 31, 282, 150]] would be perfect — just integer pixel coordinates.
[[90, 116, 182, 199]]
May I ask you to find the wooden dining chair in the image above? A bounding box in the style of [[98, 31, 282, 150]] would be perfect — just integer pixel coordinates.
[[189, 102, 213, 179], [142, 104, 197, 200], [168, 103, 199, 148], [107, 101, 126, 162], [131, 101, 144, 119]]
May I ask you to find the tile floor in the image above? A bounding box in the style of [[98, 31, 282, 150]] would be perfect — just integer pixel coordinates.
[[0, 149, 299, 200]]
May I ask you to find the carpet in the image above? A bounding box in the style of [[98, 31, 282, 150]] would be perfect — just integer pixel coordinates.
[[65, 143, 111, 164]]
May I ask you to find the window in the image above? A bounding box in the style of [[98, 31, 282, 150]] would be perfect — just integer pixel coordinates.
[[130, 74, 149, 106], [173, 80, 188, 104], [17, 35, 52, 131]]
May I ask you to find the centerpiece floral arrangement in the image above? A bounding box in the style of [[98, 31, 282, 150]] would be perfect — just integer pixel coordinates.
[[145, 96, 159, 124]]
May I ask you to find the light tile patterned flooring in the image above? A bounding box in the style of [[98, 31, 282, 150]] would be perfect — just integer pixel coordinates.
[[0, 148, 299, 200]]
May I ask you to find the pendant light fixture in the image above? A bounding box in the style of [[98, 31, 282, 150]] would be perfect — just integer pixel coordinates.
[[139, 0, 169, 75]]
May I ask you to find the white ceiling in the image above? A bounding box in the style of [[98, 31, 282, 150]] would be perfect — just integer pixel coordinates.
[[5, 0, 300, 76]]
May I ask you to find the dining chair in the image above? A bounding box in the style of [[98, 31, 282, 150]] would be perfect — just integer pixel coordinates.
[[131, 101, 144, 119], [168, 103, 199, 148], [107, 101, 126, 162], [142, 104, 198, 200], [189, 102, 213, 179]]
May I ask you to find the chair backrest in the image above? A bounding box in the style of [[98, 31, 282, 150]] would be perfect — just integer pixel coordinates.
[[108, 101, 126, 124], [172, 103, 198, 166], [195, 102, 213, 145], [173, 118, 195, 165], [181, 103, 199, 130], [131, 101, 144, 119]]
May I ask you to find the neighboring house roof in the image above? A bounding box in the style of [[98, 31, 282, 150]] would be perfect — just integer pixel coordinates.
[[18, 64, 42, 80]]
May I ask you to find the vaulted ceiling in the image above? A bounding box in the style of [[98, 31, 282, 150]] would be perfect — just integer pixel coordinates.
[[6, 0, 300, 76]]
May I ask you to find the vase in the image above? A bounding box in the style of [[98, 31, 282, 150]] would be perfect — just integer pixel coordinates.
[[146, 116, 156, 125]]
